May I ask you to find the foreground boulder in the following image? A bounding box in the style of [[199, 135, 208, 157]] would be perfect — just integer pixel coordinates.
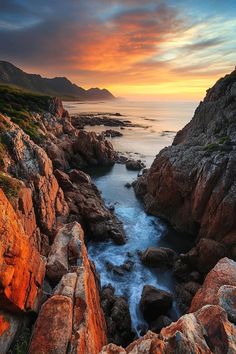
[[134, 69, 236, 252], [140, 285, 173, 323], [190, 257, 236, 312], [101, 285, 134, 347], [0, 189, 45, 351], [100, 258, 236, 354], [30, 222, 107, 354]]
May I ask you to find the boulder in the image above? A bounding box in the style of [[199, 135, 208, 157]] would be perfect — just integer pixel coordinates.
[[141, 247, 176, 268], [46, 222, 82, 284], [182, 238, 227, 274], [30, 223, 107, 354], [140, 285, 173, 323], [150, 315, 172, 333], [101, 286, 134, 347], [190, 257, 236, 312], [126, 159, 145, 171]]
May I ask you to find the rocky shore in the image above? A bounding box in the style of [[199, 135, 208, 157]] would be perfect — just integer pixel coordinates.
[[0, 70, 236, 353]]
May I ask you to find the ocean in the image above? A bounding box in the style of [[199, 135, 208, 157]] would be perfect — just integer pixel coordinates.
[[64, 99, 198, 335]]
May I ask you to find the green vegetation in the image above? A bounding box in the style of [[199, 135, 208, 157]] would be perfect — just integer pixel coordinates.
[[204, 143, 219, 152], [0, 172, 21, 200], [0, 84, 50, 142], [8, 325, 31, 354]]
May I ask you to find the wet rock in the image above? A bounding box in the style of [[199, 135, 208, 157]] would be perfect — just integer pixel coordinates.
[[140, 285, 173, 323], [141, 247, 177, 268], [150, 315, 172, 333], [101, 285, 134, 347], [102, 129, 123, 138], [176, 281, 201, 313], [126, 159, 145, 171], [124, 182, 132, 189]]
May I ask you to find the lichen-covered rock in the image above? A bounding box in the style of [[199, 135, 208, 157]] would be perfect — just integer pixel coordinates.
[[0, 189, 46, 312], [30, 222, 107, 354], [189, 257, 236, 312], [134, 69, 236, 251], [0, 188, 46, 352]]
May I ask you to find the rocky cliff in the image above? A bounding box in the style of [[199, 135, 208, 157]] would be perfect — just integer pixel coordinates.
[[134, 69, 236, 260], [0, 91, 124, 352]]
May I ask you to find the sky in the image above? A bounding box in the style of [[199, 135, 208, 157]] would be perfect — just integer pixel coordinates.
[[0, 0, 236, 99]]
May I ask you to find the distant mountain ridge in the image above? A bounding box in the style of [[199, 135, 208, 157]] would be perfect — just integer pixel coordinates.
[[0, 61, 115, 100]]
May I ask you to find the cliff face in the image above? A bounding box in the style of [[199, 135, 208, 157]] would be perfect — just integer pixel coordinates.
[[135, 70, 236, 256], [0, 189, 45, 352], [0, 93, 123, 352]]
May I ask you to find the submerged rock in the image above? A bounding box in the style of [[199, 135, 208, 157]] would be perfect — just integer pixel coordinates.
[[126, 159, 145, 171]]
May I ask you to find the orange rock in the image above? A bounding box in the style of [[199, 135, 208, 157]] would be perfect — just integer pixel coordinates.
[[0, 188, 46, 312], [189, 257, 236, 312], [29, 295, 73, 354], [30, 222, 107, 354]]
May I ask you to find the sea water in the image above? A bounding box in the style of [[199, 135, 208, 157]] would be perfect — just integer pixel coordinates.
[[64, 99, 197, 334]]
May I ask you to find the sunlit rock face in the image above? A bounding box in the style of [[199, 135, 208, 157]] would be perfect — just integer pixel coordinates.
[[0, 189, 46, 351], [134, 69, 236, 256], [100, 258, 236, 354], [29, 222, 107, 354]]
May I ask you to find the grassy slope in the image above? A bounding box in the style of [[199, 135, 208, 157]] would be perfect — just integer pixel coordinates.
[[0, 84, 50, 142]]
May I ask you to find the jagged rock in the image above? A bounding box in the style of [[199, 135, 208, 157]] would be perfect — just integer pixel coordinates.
[[190, 257, 236, 312], [73, 130, 117, 166], [101, 304, 236, 353], [140, 285, 173, 323], [0, 189, 46, 312], [0, 189, 45, 351], [181, 238, 227, 274], [101, 285, 134, 347], [30, 222, 107, 354], [46, 222, 82, 284], [55, 169, 126, 244], [134, 69, 236, 252], [150, 315, 172, 334], [141, 247, 177, 268]]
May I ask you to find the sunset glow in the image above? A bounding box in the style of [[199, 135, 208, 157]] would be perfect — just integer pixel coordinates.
[[1, 0, 236, 99]]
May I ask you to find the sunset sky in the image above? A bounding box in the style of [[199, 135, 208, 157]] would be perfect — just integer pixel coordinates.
[[0, 0, 236, 99]]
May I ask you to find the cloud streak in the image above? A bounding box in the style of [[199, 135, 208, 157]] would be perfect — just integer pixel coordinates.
[[0, 0, 236, 97]]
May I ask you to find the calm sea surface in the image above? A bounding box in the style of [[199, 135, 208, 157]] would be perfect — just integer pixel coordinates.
[[64, 99, 197, 335]]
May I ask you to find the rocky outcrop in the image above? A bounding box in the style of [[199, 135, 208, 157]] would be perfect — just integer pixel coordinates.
[[55, 169, 125, 244], [134, 69, 236, 254], [29, 222, 107, 354], [189, 257, 236, 312], [100, 258, 236, 354], [0, 189, 45, 351]]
